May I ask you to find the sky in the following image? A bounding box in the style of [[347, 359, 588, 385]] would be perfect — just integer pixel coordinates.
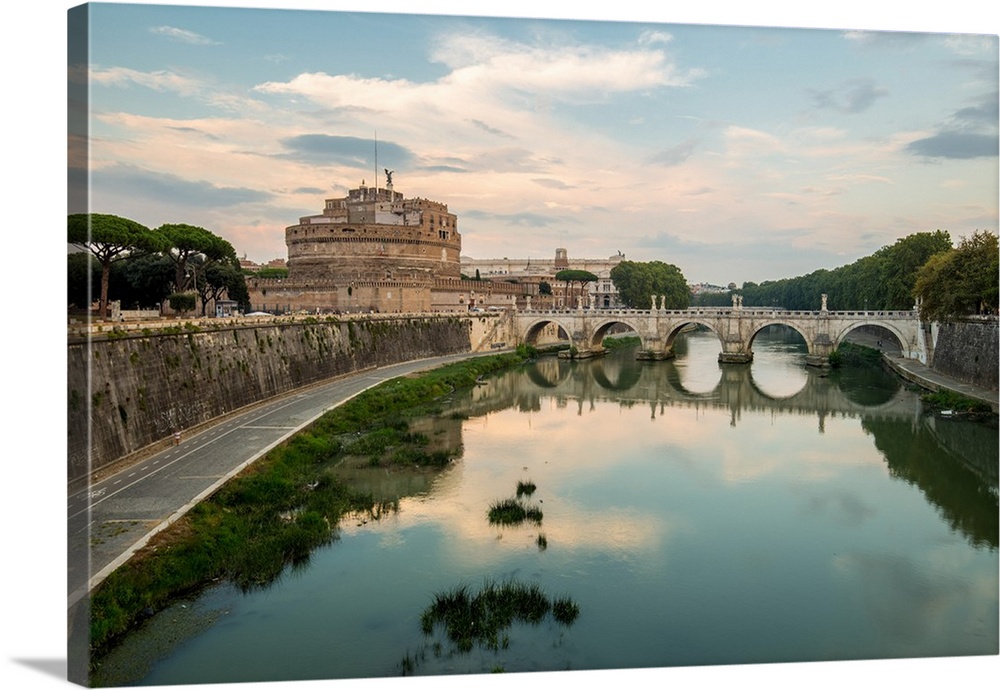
[[2, 5, 999, 690], [68, 0, 999, 286]]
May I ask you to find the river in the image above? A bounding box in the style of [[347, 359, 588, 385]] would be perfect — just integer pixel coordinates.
[[92, 326, 998, 686]]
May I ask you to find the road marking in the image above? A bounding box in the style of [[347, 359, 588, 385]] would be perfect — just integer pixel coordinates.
[[241, 425, 298, 430], [69, 394, 309, 521]]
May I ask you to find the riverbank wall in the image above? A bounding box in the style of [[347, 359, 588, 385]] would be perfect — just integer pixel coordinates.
[[68, 315, 475, 482], [928, 318, 998, 391]]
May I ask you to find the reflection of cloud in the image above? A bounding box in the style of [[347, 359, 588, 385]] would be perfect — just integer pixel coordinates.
[[832, 551, 997, 653], [795, 490, 877, 527]]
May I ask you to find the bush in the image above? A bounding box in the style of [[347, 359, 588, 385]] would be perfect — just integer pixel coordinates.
[[167, 292, 196, 314]]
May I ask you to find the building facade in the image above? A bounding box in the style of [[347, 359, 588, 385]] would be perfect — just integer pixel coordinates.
[[462, 249, 626, 309]]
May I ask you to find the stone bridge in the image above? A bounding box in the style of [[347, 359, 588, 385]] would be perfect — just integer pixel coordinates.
[[513, 295, 926, 367]]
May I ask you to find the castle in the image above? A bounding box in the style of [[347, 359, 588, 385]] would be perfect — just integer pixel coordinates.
[[246, 180, 524, 313], [245, 179, 623, 314]]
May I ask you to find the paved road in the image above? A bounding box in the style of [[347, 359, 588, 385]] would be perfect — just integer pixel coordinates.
[[68, 351, 491, 607]]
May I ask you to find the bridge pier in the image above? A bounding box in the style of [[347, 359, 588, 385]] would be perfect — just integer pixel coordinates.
[[719, 352, 753, 364], [637, 348, 675, 361], [558, 347, 605, 360]]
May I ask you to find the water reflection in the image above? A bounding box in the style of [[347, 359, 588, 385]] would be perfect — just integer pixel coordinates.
[[464, 330, 995, 550], [474, 329, 909, 432]]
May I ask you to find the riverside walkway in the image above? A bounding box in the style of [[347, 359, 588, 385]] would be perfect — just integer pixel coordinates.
[[884, 355, 998, 412]]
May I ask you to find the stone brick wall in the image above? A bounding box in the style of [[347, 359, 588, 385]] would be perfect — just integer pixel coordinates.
[[67, 316, 472, 482], [931, 319, 999, 391]]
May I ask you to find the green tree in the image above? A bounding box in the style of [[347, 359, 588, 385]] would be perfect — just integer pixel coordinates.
[[610, 261, 689, 309], [67, 251, 100, 309], [158, 223, 237, 292], [67, 213, 168, 318], [870, 230, 953, 310], [914, 231, 999, 321], [538, 281, 553, 296], [253, 267, 289, 280], [198, 260, 251, 315], [167, 292, 197, 315], [555, 269, 599, 307], [738, 231, 952, 311], [113, 252, 175, 309]]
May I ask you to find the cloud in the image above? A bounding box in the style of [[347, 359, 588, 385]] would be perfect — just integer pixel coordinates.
[[645, 138, 700, 167], [277, 134, 415, 167], [253, 30, 700, 121], [462, 209, 561, 228], [841, 30, 931, 50], [532, 178, 573, 190], [93, 163, 272, 208], [470, 119, 515, 139], [639, 30, 674, 46], [149, 25, 219, 45], [907, 92, 999, 159], [809, 78, 889, 114], [906, 132, 999, 159], [88, 66, 204, 96]]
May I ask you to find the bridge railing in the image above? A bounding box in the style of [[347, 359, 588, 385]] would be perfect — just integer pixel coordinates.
[[517, 307, 920, 319]]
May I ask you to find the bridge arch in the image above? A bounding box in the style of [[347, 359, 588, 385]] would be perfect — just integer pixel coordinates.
[[747, 321, 811, 353], [833, 321, 908, 353], [662, 320, 724, 356], [523, 317, 573, 347], [587, 318, 643, 349]]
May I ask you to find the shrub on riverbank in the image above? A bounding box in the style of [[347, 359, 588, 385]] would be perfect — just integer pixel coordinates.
[[602, 335, 641, 351], [829, 342, 883, 368], [921, 389, 993, 416], [88, 351, 531, 660]]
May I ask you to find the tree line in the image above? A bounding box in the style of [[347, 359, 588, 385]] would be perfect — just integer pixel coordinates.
[[68, 213, 250, 318], [686, 230, 997, 321]]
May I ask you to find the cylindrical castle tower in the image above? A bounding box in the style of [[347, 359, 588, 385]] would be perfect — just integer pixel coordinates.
[[286, 181, 462, 284]]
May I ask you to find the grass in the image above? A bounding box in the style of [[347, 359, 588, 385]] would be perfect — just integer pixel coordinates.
[[488, 498, 543, 526], [87, 350, 534, 663], [515, 479, 536, 497], [418, 579, 579, 654]]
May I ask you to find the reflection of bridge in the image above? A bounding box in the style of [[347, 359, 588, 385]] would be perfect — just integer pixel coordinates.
[[467, 354, 918, 430], [513, 302, 926, 366]]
